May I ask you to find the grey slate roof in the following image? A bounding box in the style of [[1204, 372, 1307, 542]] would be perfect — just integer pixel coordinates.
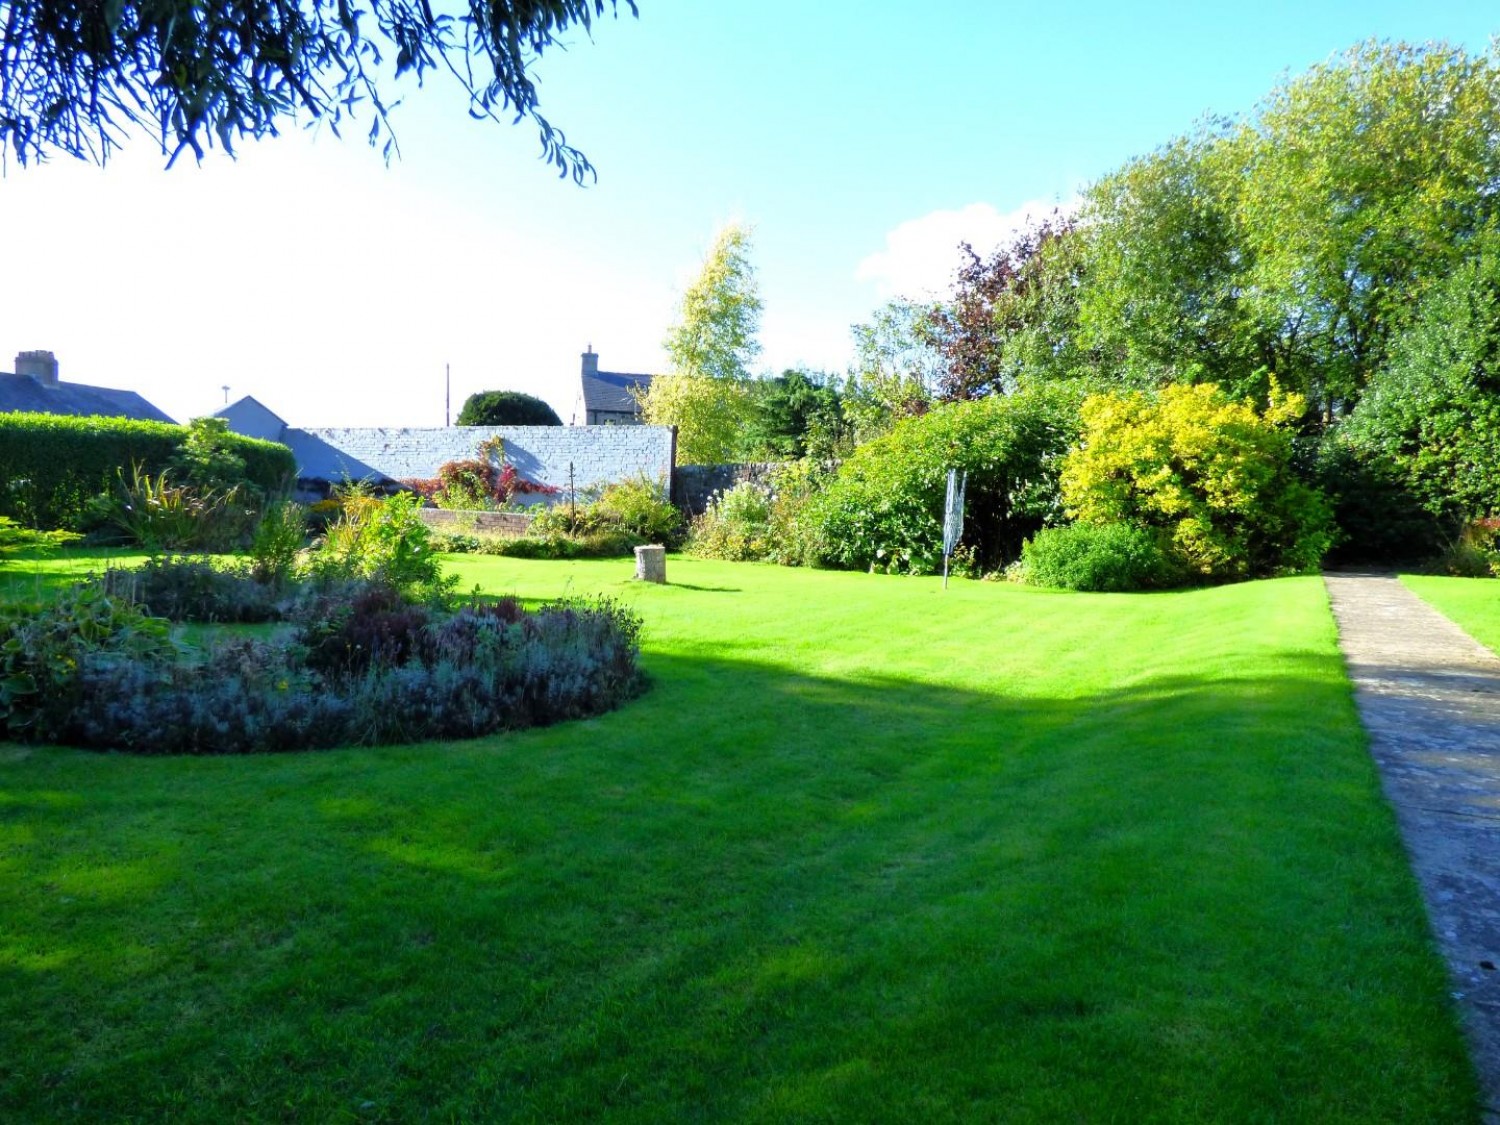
[[0, 372, 176, 423], [582, 370, 652, 417]]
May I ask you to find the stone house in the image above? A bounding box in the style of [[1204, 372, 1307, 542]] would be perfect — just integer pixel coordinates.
[[0, 350, 175, 423], [575, 347, 653, 425]]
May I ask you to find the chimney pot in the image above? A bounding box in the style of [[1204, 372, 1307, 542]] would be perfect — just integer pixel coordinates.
[[581, 347, 599, 378], [16, 350, 58, 387]]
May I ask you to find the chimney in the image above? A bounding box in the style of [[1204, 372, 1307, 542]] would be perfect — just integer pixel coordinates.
[[581, 345, 599, 378], [16, 350, 59, 387]]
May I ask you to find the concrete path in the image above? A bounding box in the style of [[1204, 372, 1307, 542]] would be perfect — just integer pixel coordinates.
[[1325, 573, 1500, 1118]]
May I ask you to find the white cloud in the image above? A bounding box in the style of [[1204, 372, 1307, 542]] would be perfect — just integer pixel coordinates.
[[855, 198, 1077, 301]]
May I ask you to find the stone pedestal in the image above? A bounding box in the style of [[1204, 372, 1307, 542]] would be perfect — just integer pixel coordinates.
[[634, 544, 667, 584]]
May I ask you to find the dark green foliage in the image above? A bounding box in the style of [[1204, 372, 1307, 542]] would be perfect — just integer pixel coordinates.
[[0, 412, 293, 530], [0, 0, 635, 173], [1018, 523, 1186, 592], [168, 418, 252, 491], [809, 384, 1083, 574], [1342, 230, 1500, 532], [456, 391, 564, 427], [102, 555, 282, 622], [0, 583, 176, 741], [1304, 439, 1446, 565], [743, 369, 846, 459], [99, 464, 262, 551]]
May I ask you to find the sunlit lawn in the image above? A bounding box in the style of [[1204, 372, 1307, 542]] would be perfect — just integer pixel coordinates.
[[0, 554, 1477, 1121], [1403, 574, 1500, 656]]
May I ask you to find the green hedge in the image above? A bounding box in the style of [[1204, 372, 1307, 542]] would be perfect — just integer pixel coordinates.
[[0, 413, 296, 529]]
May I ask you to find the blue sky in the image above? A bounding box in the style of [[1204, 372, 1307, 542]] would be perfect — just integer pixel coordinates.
[[0, 1, 1495, 426]]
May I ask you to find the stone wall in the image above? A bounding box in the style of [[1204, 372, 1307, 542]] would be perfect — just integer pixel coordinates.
[[671, 462, 785, 516], [292, 425, 676, 496], [414, 509, 534, 538]]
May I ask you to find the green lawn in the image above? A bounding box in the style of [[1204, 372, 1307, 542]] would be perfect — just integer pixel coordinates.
[[1403, 574, 1500, 655], [0, 547, 147, 600], [0, 556, 1478, 1121]]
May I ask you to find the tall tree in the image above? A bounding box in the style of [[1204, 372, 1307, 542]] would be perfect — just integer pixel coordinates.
[[639, 374, 751, 464], [1229, 40, 1500, 416], [926, 213, 1079, 400], [842, 298, 939, 443], [661, 223, 763, 382], [743, 369, 846, 460], [1077, 132, 1266, 399], [1342, 224, 1500, 528], [0, 0, 636, 171], [640, 222, 763, 462]]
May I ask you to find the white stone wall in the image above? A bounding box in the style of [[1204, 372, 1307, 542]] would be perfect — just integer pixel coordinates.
[[295, 425, 675, 494]]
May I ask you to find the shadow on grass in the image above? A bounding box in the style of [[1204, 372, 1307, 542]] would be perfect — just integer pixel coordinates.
[[0, 642, 1477, 1121]]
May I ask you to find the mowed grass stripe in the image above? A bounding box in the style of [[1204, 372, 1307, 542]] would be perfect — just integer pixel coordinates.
[[0, 557, 1477, 1121]]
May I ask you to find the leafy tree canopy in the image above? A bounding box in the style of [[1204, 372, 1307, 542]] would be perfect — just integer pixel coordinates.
[[743, 370, 846, 460], [842, 298, 939, 444], [0, 0, 636, 171], [662, 223, 762, 382], [1342, 224, 1500, 527], [1228, 40, 1500, 414], [642, 222, 763, 460], [926, 213, 1080, 401], [1077, 132, 1265, 399], [920, 40, 1500, 428], [457, 391, 563, 427], [640, 372, 750, 465]]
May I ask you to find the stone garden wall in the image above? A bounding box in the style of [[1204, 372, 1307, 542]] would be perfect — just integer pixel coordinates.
[[291, 424, 676, 497], [413, 509, 533, 537], [671, 462, 785, 516]]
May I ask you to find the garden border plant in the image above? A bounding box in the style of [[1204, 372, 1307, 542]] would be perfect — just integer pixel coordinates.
[[0, 490, 648, 753]]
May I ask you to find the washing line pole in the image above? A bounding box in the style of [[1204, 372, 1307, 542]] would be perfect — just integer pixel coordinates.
[[942, 469, 967, 591]]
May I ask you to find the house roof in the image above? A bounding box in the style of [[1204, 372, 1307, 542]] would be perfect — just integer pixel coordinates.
[[582, 370, 652, 415], [215, 395, 289, 442], [0, 371, 176, 423]]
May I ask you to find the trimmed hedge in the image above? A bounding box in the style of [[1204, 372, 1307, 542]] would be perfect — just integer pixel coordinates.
[[0, 412, 295, 529]]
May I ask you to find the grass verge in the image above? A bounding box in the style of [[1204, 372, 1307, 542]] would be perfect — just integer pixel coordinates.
[[0, 555, 1477, 1121], [1402, 574, 1500, 655]]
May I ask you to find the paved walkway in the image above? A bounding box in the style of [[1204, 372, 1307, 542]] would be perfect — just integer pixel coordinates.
[[1325, 573, 1500, 1118]]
